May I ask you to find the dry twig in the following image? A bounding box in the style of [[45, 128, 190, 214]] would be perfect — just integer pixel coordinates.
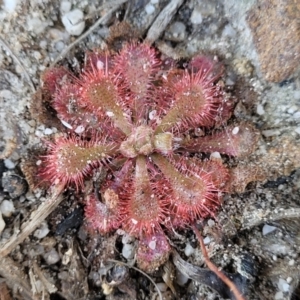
[[0, 184, 65, 258], [0, 257, 35, 300], [241, 207, 300, 229], [146, 0, 184, 43]]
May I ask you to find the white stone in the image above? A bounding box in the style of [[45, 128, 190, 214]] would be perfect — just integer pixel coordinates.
[[44, 128, 53, 135], [262, 224, 277, 235], [256, 104, 265, 115], [294, 90, 300, 100], [222, 24, 236, 38], [0, 200, 15, 217], [274, 291, 284, 300], [287, 105, 298, 114], [286, 277, 292, 284], [278, 278, 290, 292], [295, 127, 300, 135], [293, 111, 300, 119], [288, 259, 295, 266], [3, 0, 18, 13], [0, 212, 5, 234], [27, 17, 49, 35], [34, 222, 50, 239], [207, 219, 215, 227], [203, 236, 211, 245], [151, 0, 159, 4], [121, 233, 135, 244], [190, 8, 203, 24], [145, 3, 155, 15], [262, 129, 280, 137], [60, 0, 71, 14], [167, 21, 186, 41], [4, 159, 15, 169], [184, 243, 195, 257], [43, 249, 60, 265], [62, 9, 85, 36], [122, 244, 135, 259]]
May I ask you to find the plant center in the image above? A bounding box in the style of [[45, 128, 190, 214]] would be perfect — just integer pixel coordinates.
[[119, 125, 174, 158]]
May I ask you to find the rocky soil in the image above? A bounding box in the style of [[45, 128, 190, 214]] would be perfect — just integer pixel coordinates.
[[0, 0, 300, 299]]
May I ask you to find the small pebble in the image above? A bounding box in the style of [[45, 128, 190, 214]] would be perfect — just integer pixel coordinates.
[[44, 128, 53, 135], [122, 243, 135, 259], [121, 233, 135, 244], [4, 159, 15, 169], [287, 105, 298, 114], [145, 3, 155, 15], [165, 21, 187, 42], [262, 129, 281, 137], [262, 224, 277, 235], [203, 236, 211, 245], [43, 248, 60, 265], [184, 243, 195, 257], [62, 9, 85, 36], [278, 278, 290, 292], [3, 0, 18, 13], [27, 16, 48, 35], [288, 259, 295, 266], [256, 104, 265, 115], [34, 222, 50, 239], [60, 0, 71, 14], [55, 41, 65, 52], [275, 291, 284, 300], [286, 277, 292, 284], [0, 212, 5, 234], [293, 111, 300, 119], [293, 90, 300, 100], [190, 8, 203, 24], [0, 200, 15, 217], [207, 219, 215, 227]]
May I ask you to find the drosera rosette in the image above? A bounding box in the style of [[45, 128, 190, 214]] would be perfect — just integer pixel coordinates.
[[37, 41, 260, 273]]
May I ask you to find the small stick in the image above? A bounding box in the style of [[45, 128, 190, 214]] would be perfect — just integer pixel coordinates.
[[0, 36, 36, 93], [50, 0, 127, 67], [0, 184, 65, 258], [146, 0, 184, 43], [191, 224, 246, 300]]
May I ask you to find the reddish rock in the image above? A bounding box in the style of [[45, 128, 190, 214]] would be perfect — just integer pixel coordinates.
[[247, 0, 300, 82]]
